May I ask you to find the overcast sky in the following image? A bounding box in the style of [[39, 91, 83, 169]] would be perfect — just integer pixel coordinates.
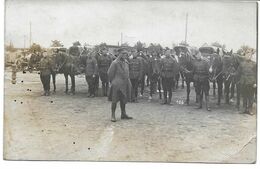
[[5, 0, 257, 51]]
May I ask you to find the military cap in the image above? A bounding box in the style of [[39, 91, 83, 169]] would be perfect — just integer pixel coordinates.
[[59, 48, 67, 52], [117, 47, 128, 53]]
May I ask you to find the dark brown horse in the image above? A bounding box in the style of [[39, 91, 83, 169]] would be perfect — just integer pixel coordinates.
[[222, 50, 241, 105], [54, 50, 77, 95], [174, 45, 196, 105], [208, 52, 223, 105]]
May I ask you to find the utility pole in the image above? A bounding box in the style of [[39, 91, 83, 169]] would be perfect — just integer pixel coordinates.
[[24, 35, 26, 49], [184, 13, 188, 45], [121, 32, 123, 46], [29, 21, 32, 47]]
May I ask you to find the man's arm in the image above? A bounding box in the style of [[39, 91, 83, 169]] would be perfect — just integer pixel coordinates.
[[107, 61, 116, 82], [93, 58, 99, 76]]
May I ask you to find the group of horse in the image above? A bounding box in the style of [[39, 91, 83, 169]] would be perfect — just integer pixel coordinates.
[[23, 45, 248, 110], [174, 45, 245, 109]]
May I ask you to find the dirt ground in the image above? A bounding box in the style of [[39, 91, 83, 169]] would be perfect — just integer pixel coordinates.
[[3, 69, 257, 163]]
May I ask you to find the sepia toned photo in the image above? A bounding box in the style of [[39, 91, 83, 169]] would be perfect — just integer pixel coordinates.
[[3, 0, 257, 163]]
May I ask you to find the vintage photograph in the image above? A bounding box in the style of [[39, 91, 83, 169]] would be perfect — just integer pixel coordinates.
[[4, 0, 257, 163]]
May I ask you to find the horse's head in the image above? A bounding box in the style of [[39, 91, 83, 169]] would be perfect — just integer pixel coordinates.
[[208, 53, 223, 81], [222, 50, 236, 80], [53, 51, 67, 72]]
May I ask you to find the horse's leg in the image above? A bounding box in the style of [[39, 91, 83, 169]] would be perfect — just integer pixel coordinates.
[[236, 83, 241, 110], [149, 75, 153, 98], [186, 80, 190, 105], [194, 81, 199, 103], [71, 74, 75, 95], [224, 80, 230, 104], [52, 72, 56, 93], [181, 72, 185, 88], [176, 73, 179, 89], [64, 73, 69, 94], [146, 74, 150, 87], [213, 81, 216, 97], [217, 77, 223, 105], [158, 77, 162, 99], [230, 81, 235, 99]]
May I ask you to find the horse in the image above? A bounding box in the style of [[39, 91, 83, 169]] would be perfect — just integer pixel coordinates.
[[221, 50, 240, 105], [208, 52, 223, 105], [230, 53, 244, 109], [28, 52, 42, 73], [174, 46, 197, 105], [54, 51, 77, 95], [148, 52, 162, 100], [178, 52, 196, 105]]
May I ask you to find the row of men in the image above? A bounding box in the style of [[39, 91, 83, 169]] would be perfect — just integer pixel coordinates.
[[38, 47, 210, 107], [38, 46, 256, 117]]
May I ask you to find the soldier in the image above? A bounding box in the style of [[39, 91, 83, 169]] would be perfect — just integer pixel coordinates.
[[97, 47, 113, 96], [193, 51, 211, 111], [69, 41, 82, 74], [69, 41, 81, 57], [160, 49, 178, 105], [85, 52, 98, 98], [29, 49, 38, 71], [238, 55, 256, 115], [129, 50, 143, 102], [108, 48, 133, 122], [148, 51, 162, 100], [38, 51, 52, 96]]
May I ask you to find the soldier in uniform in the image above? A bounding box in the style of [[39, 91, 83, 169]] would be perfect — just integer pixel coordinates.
[[69, 41, 81, 74], [108, 48, 133, 122], [85, 52, 99, 98], [160, 49, 178, 105], [193, 51, 211, 111], [38, 51, 52, 96], [237, 55, 256, 115], [148, 51, 162, 100], [97, 47, 113, 96], [129, 50, 143, 102], [69, 41, 81, 57]]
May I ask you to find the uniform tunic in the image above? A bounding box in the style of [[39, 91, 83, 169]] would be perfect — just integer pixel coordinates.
[[38, 57, 52, 92], [160, 56, 178, 78], [108, 58, 132, 103], [97, 53, 113, 82], [237, 59, 256, 110], [85, 56, 98, 95], [193, 59, 210, 95], [160, 56, 178, 92], [129, 57, 143, 80]]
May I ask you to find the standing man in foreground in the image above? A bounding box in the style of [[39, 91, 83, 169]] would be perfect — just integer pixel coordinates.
[[193, 51, 211, 111], [38, 51, 52, 96], [108, 48, 133, 122]]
